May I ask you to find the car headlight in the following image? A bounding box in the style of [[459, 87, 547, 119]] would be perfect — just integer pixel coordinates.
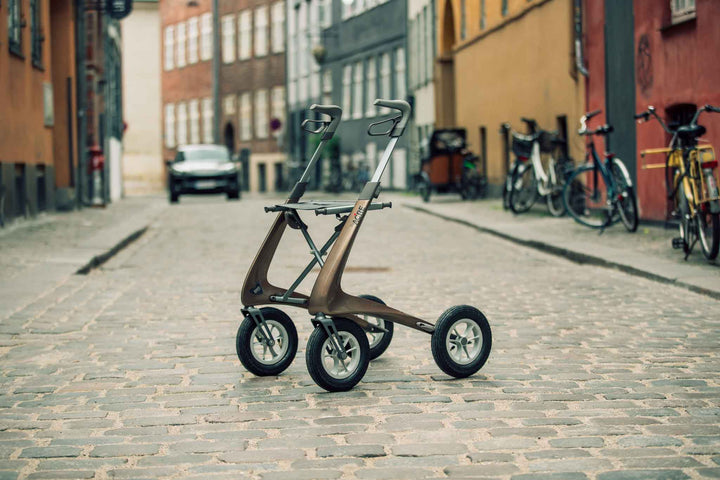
[[218, 163, 236, 172]]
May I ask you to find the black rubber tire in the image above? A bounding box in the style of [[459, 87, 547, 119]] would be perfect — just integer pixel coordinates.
[[678, 182, 693, 255], [509, 164, 538, 214], [418, 179, 431, 203], [227, 189, 241, 200], [236, 307, 298, 377], [546, 162, 567, 217], [358, 294, 394, 361], [611, 160, 639, 233], [306, 318, 369, 392], [698, 209, 720, 260], [431, 305, 492, 379], [563, 165, 611, 229]]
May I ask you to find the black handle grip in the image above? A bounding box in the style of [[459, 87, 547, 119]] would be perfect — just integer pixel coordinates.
[[706, 105, 720, 114], [585, 109, 602, 119], [309, 104, 342, 140], [373, 99, 411, 137], [301, 119, 327, 134], [634, 112, 649, 120]]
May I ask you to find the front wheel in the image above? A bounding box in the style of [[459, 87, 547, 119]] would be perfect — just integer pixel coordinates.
[[236, 308, 298, 376], [306, 318, 370, 392], [611, 160, 639, 232], [417, 178, 431, 203], [563, 165, 612, 229], [359, 295, 394, 361], [509, 164, 538, 214], [431, 305, 492, 378], [697, 208, 720, 260]]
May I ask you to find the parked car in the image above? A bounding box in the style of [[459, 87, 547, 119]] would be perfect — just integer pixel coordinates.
[[166, 145, 241, 203]]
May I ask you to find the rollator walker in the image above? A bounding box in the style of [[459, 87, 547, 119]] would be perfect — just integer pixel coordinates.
[[236, 100, 492, 391]]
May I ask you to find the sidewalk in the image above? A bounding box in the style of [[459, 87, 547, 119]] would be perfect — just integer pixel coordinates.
[[396, 193, 720, 298], [0, 196, 167, 320]]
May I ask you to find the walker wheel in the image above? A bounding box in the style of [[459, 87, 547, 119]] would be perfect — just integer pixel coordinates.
[[306, 318, 370, 392], [236, 307, 298, 376], [359, 294, 394, 361], [431, 305, 491, 378]]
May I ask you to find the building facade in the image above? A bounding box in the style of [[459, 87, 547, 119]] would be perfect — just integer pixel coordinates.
[[288, 0, 409, 191], [122, 0, 163, 194], [160, 0, 215, 167], [1, 0, 80, 224], [220, 0, 286, 193], [436, 0, 585, 192], [585, 0, 720, 221], [407, 0, 436, 177]]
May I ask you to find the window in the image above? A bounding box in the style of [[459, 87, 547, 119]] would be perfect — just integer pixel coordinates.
[[164, 26, 175, 71], [200, 13, 212, 61], [311, 71, 321, 101], [255, 89, 269, 138], [480, 0, 486, 29], [202, 97, 213, 143], [501, 0, 508, 16], [426, 1, 434, 82], [460, 0, 466, 40], [176, 22, 187, 68], [366, 58, 377, 117], [271, 2, 285, 54], [322, 70, 332, 105], [238, 11, 252, 60], [177, 102, 188, 146], [289, 79, 297, 108], [271, 86, 286, 131], [380, 53, 391, 113], [31, 0, 43, 67], [240, 92, 252, 141], [671, 0, 696, 24], [319, 0, 332, 28], [165, 104, 176, 148], [224, 95, 237, 116], [353, 62, 364, 119], [255, 6, 269, 57], [188, 17, 199, 64], [222, 15, 236, 63], [418, 9, 426, 84], [8, 0, 21, 54], [189, 99, 200, 144], [342, 65, 352, 113], [395, 47, 406, 100]]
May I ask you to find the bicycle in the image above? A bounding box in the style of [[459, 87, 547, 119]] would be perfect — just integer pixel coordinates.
[[562, 110, 639, 232], [507, 118, 572, 217], [635, 104, 720, 260]]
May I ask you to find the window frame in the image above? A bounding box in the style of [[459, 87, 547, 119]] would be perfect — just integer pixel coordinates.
[[165, 103, 176, 148], [366, 57, 377, 117], [670, 0, 696, 24], [271, 1, 285, 54], [200, 13, 213, 61], [254, 6, 269, 58], [176, 21, 187, 68], [221, 14, 236, 64], [240, 92, 253, 141], [8, 0, 23, 56], [187, 16, 199, 64], [30, 0, 43, 68], [164, 25, 175, 71], [255, 89, 269, 139], [238, 10, 252, 61]]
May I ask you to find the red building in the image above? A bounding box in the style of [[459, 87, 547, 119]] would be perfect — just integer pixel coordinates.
[[584, 0, 720, 221]]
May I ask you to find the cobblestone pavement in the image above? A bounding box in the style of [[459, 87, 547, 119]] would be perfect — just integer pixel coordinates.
[[1, 195, 719, 480]]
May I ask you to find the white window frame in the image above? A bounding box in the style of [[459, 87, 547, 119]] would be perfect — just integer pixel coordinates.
[[202, 97, 213, 143], [165, 103, 176, 148], [255, 89, 269, 139], [177, 102, 188, 146], [271, 2, 285, 54], [353, 61, 363, 119], [671, 0, 696, 24], [271, 86, 286, 134], [380, 53, 391, 114], [164, 25, 175, 71], [187, 17, 199, 64], [189, 99, 200, 145], [366, 57, 377, 117], [200, 13, 212, 61], [342, 65, 352, 114], [176, 22, 187, 68], [222, 14, 236, 64], [394, 47, 406, 101], [238, 11, 252, 60], [255, 6, 269, 58], [240, 92, 253, 141]]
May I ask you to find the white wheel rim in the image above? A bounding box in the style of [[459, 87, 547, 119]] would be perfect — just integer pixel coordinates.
[[321, 332, 361, 379], [250, 320, 289, 365], [363, 314, 386, 349], [445, 319, 483, 365]]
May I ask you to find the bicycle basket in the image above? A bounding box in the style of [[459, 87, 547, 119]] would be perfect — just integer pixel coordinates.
[[539, 130, 560, 153], [511, 133, 533, 159]]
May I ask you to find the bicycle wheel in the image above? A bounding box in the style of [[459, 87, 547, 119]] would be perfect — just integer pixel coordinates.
[[546, 160, 567, 217], [509, 163, 538, 214], [677, 182, 694, 255], [563, 165, 613, 229], [697, 207, 720, 260], [611, 159, 639, 232]]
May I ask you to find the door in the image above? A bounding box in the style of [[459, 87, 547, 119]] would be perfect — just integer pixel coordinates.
[[604, 0, 636, 185]]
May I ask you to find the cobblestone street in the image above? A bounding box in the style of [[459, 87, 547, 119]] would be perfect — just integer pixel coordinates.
[[1, 195, 719, 480]]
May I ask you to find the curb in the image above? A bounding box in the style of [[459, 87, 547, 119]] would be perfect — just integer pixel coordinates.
[[405, 203, 720, 301], [75, 226, 149, 275]]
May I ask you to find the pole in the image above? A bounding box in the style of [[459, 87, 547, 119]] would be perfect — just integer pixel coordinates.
[[212, 0, 220, 144]]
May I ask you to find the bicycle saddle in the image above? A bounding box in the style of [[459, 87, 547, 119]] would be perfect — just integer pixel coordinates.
[[676, 124, 706, 139], [597, 124, 614, 135]]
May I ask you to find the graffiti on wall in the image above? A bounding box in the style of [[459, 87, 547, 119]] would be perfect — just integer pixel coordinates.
[[637, 34, 653, 97]]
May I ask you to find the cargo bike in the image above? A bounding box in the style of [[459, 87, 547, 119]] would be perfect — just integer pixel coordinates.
[[236, 101, 493, 391]]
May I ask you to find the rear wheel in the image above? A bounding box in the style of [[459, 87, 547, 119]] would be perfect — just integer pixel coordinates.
[[236, 308, 298, 377], [358, 295, 394, 361], [418, 178, 431, 202], [431, 305, 492, 378], [611, 159, 639, 232], [509, 164, 538, 214], [306, 318, 370, 392], [546, 160, 567, 217], [564, 165, 613, 229], [697, 207, 720, 260], [678, 182, 694, 255]]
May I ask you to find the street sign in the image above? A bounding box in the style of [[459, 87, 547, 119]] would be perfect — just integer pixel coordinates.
[[107, 0, 133, 20]]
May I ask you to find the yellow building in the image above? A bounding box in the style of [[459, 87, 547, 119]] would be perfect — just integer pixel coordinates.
[[436, 0, 586, 189]]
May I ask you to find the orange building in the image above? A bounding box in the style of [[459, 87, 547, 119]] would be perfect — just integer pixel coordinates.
[[0, 0, 79, 223]]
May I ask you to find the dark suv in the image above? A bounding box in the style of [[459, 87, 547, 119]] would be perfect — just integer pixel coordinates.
[[167, 145, 241, 203]]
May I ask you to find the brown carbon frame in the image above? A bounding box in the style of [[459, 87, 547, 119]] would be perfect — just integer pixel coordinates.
[[308, 199, 435, 335], [240, 208, 374, 331]]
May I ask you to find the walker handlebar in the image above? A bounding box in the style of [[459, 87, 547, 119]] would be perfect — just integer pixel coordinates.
[[306, 104, 342, 140], [373, 99, 411, 137]]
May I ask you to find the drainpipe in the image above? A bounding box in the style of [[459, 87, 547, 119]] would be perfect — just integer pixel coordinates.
[[574, 0, 588, 77]]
